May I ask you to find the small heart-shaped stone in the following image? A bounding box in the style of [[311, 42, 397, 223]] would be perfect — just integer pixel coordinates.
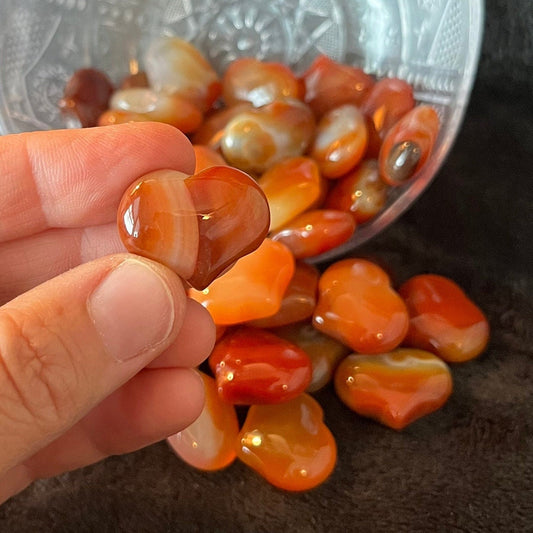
[[334, 348, 453, 430], [237, 393, 337, 491], [117, 166, 270, 290]]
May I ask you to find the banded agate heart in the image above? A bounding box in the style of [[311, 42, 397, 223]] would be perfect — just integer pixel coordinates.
[[117, 166, 270, 290]]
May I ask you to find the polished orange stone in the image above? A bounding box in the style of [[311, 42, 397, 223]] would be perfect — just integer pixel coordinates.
[[379, 105, 440, 186], [208, 326, 312, 404], [192, 144, 227, 172], [270, 209, 356, 259], [223, 57, 304, 107], [192, 103, 253, 148], [273, 322, 350, 392], [248, 262, 319, 328], [100, 88, 203, 132], [119, 71, 149, 89], [117, 166, 270, 290], [167, 372, 239, 471], [220, 99, 315, 174], [144, 36, 221, 112], [257, 157, 324, 232], [302, 54, 374, 118], [237, 393, 337, 491], [311, 104, 368, 178], [334, 349, 453, 430], [399, 274, 490, 362], [189, 239, 295, 325], [313, 258, 409, 353], [324, 160, 389, 224], [361, 77, 415, 138]]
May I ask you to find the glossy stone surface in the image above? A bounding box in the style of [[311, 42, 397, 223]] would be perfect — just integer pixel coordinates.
[[101, 88, 203, 132], [192, 145, 227, 172], [399, 274, 490, 362], [209, 327, 312, 405], [167, 372, 239, 471], [117, 166, 269, 290], [302, 54, 374, 118], [237, 393, 337, 491], [273, 322, 349, 392], [311, 104, 368, 178], [334, 349, 453, 430], [324, 160, 388, 224], [361, 77, 415, 138], [313, 259, 409, 353], [257, 157, 324, 232], [189, 239, 295, 325], [270, 209, 356, 259], [223, 57, 304, 107], [220, 99, 315, 174], [144, 36, 221, 112], [248, 262, 319, 328], [379, 105, 440, 186], [59, 68, 114, 127]]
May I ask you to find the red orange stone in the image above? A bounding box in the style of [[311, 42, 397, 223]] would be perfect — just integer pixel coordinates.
[[237, 393, 337, 491], [117, 166, 270, 290], [223, 57, 304, 107], [192, 144, 227, 173], [313, 259, 409, 353], [270, 209, 356, 259], [209, 326, 312, 405], [167, 372, 239, 471], [188, 238, 295, 325], [334, 349, 453, 430], [399, 274, 490, 362]]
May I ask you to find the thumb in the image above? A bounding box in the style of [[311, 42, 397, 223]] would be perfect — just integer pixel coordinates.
[[0, 254, 190, 475]]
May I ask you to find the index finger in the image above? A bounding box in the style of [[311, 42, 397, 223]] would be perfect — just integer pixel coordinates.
[[0, 122, 195, 243]]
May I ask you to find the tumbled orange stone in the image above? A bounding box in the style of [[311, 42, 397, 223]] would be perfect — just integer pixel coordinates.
[[237, 393, 337, 491], [117, 166, 270, 290], [193, 145, 227, 172], [324, 160, 389, 224], [221, 99, 315, 174], [399, 274, 490, 362], [270, 209, 356, 259], [379, 105, 440, 186], [302, 55, 374, 118], [223, 57, 304, 107], [258, 157, 324, 232], [167, 372, 239, 471], [209, 327, 312, 405], [360, 77, 415, 138], [248, 262, 319, 328], [189, 239, 295, 325], [273, 322, 349, 392], [311, 104, 368, 178], [313, 259, 409, 353], [334, 349, 453, 430]]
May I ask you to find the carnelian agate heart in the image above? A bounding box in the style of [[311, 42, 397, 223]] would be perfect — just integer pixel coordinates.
[[334, 349, 453, 430], [117, 166, 270, 290], [313, 258, 409, 353], [189, 238, 294, 325], [237, 393, 337, 491], [399, 274, 490, 363], [208, 327, 312, 405], [167, 372, 239, 471]]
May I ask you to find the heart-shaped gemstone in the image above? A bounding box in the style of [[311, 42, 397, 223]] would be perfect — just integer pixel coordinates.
[[237, 393, 337, 491], [117, 166, 270, 290], [208, 326, 312, 405], [334, 348, 453, 430]]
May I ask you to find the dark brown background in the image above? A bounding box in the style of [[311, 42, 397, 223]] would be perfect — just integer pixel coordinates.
[[1, 0, 532, 531]]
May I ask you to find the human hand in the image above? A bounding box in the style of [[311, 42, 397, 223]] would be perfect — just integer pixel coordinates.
[[0, 123, 215, 503]]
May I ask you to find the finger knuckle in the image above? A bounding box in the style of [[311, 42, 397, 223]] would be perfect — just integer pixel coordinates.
[[0, 309, 82, 430]]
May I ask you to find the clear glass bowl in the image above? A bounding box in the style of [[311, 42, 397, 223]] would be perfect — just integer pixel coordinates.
[[0, 0, 484, 259]]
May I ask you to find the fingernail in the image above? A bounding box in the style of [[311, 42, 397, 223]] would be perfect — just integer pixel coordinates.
[[88, 259, 175, 362]]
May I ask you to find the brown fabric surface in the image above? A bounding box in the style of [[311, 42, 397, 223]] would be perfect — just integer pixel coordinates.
[[1, 1, 532, 531]]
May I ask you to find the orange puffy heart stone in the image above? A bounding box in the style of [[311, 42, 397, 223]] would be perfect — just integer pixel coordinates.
[[117, 166, 270, 289]]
